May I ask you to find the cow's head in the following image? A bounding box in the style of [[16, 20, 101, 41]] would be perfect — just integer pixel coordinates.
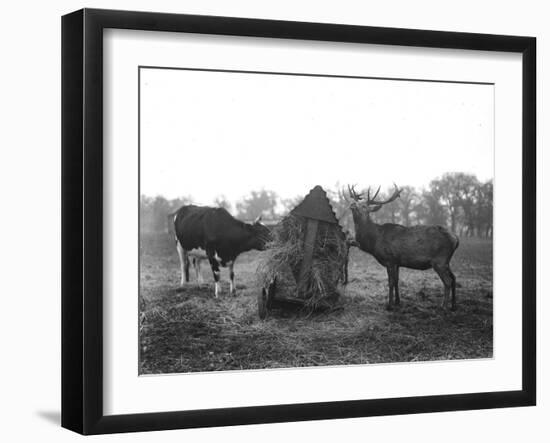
[[247, 215, 272, 250]]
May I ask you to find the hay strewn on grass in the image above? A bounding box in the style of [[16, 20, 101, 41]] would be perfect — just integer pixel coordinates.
[[139, 233, 493, 374], [256, 214, 347, 310]]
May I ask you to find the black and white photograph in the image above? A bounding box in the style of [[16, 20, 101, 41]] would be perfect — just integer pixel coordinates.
[[0, 0, 545, 440], [138, 66, 494, 375]]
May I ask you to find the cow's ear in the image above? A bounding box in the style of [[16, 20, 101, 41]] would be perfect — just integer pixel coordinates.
[[254, 215, 262, 224]]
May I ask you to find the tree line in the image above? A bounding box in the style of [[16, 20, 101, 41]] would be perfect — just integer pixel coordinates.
[[140, 172, 492, 238]]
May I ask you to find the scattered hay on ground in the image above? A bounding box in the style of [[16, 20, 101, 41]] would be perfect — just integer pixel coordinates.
[[139, 233, 493, 374]]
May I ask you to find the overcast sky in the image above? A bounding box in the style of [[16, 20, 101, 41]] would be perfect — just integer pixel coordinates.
[[140, 68, 493, 205]]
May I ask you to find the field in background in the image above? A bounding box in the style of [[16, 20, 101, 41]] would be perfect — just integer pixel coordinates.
[[139, 232, 492, 374]]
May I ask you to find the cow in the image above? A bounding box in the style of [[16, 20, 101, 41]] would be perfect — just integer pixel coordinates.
[[173, 205, 271, 297]]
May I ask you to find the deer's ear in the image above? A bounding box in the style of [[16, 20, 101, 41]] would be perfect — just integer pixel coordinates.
[[369, 204, 383, 213], [254, 215, 262, 224]]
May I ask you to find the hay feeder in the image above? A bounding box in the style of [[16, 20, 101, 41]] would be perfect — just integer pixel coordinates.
[[257, 185, 347, 318]]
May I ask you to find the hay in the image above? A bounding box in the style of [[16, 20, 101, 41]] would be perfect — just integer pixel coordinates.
[[257, 214, 348, 311], [139, 233, 493, 374]]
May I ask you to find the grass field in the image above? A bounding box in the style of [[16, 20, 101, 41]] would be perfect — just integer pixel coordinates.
[[139, 232, 493, 374]]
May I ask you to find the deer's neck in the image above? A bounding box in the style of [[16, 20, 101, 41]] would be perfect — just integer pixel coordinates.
[[352, 211, 380, 254]]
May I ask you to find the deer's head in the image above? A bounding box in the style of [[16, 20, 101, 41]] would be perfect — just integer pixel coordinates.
[[346, 184, 402, 219]]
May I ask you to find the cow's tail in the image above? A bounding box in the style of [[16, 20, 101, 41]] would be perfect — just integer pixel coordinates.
[[169, 210, 179, 243]]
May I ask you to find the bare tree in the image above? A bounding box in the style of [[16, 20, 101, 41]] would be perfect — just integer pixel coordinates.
[[430, 173, 478, 234], [236, 189, 278, 220], [415, 189, 448, 226], [475, 180, 493, 238], [394, 185, 417, 226]]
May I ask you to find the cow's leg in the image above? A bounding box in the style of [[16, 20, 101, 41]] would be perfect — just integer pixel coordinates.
[[394, 266, 401, 306], [206, 250, 221, 297], [193, 257, 204, 284], [386, 266, 395, 310], [183, 251, 190, 283], [228, 261, 236, 296], [434, 264, 453, 309], [176, 239, 189, 285]]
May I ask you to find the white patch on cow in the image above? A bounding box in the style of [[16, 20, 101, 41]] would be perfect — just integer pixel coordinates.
[[214, 252, 222, 262], [173, 213, 178, 224], [214, 278, 221, 298]]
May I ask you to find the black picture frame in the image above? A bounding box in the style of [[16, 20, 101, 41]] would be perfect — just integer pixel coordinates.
[[61, 8, 536, 435]]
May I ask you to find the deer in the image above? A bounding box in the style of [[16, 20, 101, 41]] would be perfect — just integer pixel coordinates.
[[347, 184, 460, 310]]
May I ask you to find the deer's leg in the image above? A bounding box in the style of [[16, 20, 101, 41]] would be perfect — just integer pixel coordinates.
[[176, 239, 189, 285], [394, 266, 401, 306], [449, 268, 457, 311], [434, 264, 452, 309], [386, 266, 395, 310]]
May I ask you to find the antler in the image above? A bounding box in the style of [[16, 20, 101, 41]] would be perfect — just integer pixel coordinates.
[[366, 183, 402, 206], [347, 184, 364, 202], [366, 186, 381, 204]]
